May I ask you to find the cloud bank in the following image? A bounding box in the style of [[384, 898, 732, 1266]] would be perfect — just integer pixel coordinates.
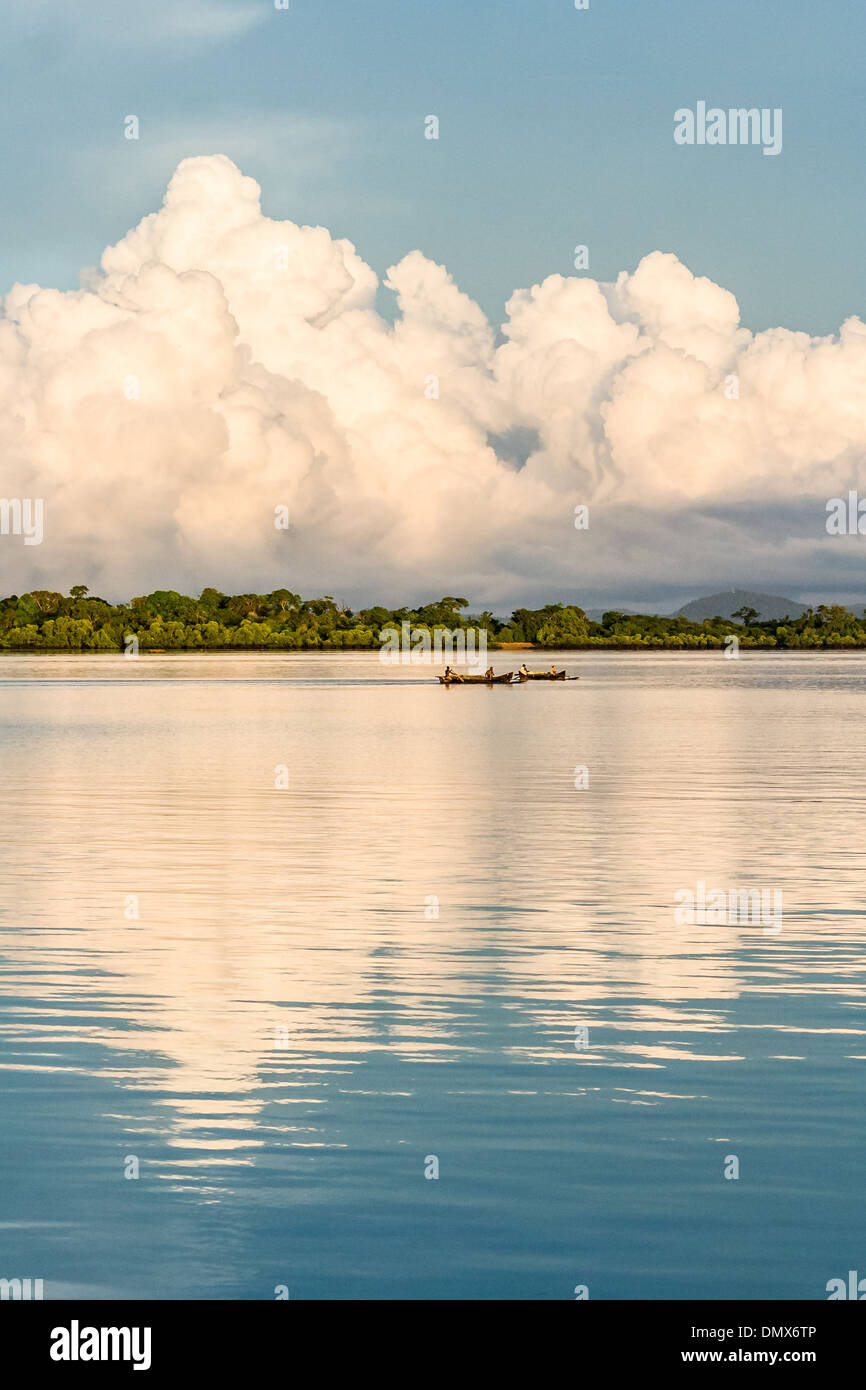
[[2, 154, 864, 606]]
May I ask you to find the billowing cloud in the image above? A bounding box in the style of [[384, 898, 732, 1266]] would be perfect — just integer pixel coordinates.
[[1, 154, 864, 607]]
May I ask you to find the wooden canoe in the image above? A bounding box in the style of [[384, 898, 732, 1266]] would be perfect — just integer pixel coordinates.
[[517, 670, 567, 681], [438, 671, 514, 684]]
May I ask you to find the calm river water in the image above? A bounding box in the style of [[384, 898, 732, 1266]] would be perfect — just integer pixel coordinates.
[[0, 651, 864, 1299]]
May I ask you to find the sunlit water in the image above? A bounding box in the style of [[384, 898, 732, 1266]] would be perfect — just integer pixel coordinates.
[[0, 650, 864, 1300]]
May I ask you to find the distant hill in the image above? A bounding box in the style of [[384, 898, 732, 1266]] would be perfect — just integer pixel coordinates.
[[586, 593, 807, 623], [673, 589, 807, 623]]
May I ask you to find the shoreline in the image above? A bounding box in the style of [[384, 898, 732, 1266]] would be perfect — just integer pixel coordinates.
[[1, 646, 865, 658]]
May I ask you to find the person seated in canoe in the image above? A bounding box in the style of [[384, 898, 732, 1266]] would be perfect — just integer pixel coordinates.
[[520, 662, 530, 676], [549, 663, 557, 675], [444, 665, 453, 680], [485, 666, 495, 680]]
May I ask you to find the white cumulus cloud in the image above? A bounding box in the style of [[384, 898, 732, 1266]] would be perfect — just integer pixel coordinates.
[[1, 154, 864, 606]]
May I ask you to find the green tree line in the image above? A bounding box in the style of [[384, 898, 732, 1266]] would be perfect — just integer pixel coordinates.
[[1, 587, 864, 651]]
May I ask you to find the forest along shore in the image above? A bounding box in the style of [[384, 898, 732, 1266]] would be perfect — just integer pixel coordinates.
[[1, 587, 864, 651]]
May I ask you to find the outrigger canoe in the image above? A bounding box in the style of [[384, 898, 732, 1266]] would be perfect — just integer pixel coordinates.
[[517, 670, 567, 681], [438, 671, 514, 685]]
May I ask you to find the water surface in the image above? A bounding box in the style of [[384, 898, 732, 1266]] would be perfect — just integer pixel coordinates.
[[1, 651, 864, 1299]]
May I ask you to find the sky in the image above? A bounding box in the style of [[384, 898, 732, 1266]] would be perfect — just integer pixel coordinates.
[[0, 0, 865, 611]]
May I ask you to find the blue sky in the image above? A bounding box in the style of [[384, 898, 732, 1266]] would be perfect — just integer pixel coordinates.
[[0, 0, 863, 334], [2, 0, 865, 611]]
